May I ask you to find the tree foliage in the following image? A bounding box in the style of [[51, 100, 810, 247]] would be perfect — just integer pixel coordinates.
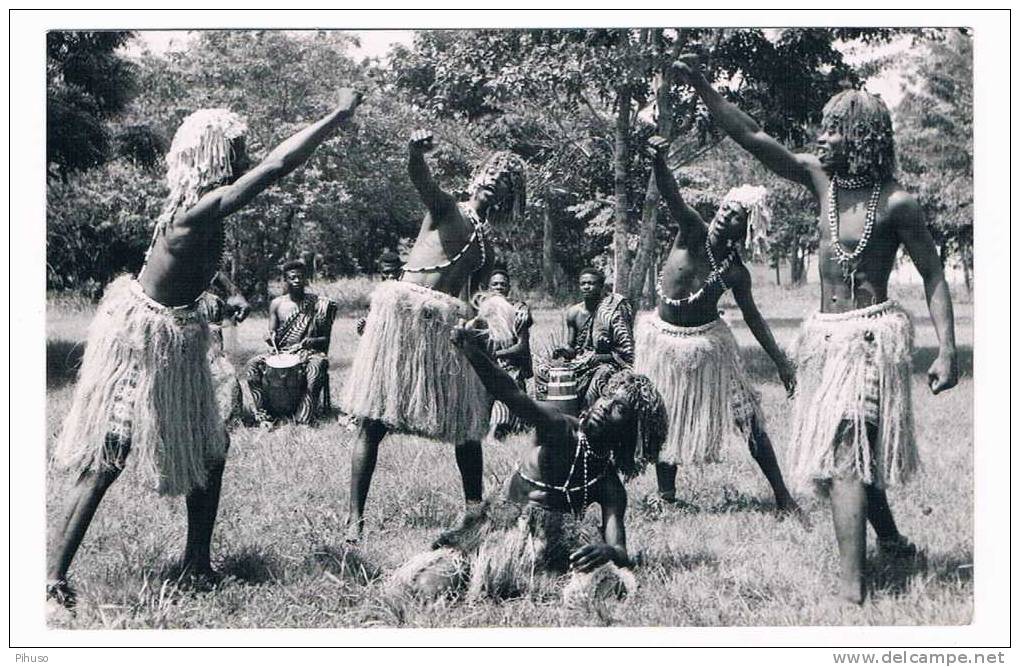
[[47, 31, 140, 177], [895, 29, 973, 285]]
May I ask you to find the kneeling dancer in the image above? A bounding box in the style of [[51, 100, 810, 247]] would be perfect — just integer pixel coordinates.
[[391, 322, 668, 604], [340, 129, 527, 542], [637, 135, 800, 515], [47, 89, 364, 608]]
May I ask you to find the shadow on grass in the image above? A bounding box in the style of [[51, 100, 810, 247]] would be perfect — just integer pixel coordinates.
[[304, 543, 383, 586], [157, 548, 283, 588], [869, 549, 974, 598], [634, 548, 718, 572], [47, 338, 85, 390], [218, 548, 283, 585]]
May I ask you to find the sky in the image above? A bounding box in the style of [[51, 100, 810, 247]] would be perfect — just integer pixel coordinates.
[[130, 29, 907, 108]]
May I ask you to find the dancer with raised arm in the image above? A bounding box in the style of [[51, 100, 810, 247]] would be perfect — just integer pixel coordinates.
[[48, 89, 363, 610], [638, 135, 800, 518], [677, 56, 958, 603], [341, 129, 527, 542]]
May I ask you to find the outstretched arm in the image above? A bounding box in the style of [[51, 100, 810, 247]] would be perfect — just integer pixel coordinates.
[[569, 473, 630, 572], [177, 88, 364, 230], [451, 323, 559, 428], [408, 129, 457, 218], [646, 135, 707, 248], [731, 266, 796, 396], [893, 193, 958, 394], [675, 56, 817, 191]]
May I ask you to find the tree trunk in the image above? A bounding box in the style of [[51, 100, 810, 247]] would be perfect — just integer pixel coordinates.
[[627, 48, 674, 306], [789, 244, 806, 285], [542, 191, 556, 294], [612, 85, 633, 294]]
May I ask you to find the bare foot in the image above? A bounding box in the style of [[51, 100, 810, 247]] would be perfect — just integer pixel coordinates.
[[776, 498, 812, 529], [878, 535, 920, 560], [344, 516, 364, 544], [176, 561, 222, 591], [46, 579, 76, 610], [836, 578, 865, 605]]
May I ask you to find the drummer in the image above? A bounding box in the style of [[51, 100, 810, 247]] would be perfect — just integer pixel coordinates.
[[534, 268, 636, 407], [244, 259, 336, 425]]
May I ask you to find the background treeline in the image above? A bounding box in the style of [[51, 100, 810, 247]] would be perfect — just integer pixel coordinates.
[[46, 28, 973, 305]]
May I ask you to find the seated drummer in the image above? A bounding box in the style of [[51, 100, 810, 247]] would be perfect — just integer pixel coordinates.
[[244, 259, 336, 425], [535, 267, 636, 407]]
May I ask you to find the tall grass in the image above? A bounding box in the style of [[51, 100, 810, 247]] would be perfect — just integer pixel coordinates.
[[44, 277, 973, 629]]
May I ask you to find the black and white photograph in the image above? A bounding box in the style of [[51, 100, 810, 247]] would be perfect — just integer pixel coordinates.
[[10, 7, 1011, 657]]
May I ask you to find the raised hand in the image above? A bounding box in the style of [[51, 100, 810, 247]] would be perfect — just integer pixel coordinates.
[[409, 129, 435, 154], [646, 135, 671, 161], [336, 87, 364, 116], [671, 53, 704, 86]]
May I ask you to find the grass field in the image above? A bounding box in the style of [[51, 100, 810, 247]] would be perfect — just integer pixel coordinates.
[[44, 275, 974, 629]]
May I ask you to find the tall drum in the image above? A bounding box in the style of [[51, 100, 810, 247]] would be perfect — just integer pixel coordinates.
[[543, 364, 579, 416], [263, 352, 306, 417]]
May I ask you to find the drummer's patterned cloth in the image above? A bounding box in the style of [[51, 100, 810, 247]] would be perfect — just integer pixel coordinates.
[[244, 293, 336, 424]]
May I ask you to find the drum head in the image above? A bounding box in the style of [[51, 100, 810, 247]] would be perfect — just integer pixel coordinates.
[[265, 352, 303, 369]]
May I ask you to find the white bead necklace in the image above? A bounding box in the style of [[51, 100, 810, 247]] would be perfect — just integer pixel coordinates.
[[827, 178, 881, 297], [656, 236, 736, 306]]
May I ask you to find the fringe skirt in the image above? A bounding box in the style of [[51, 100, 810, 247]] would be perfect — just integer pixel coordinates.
[[787, 301, 917, 491], [340, 281, 490, 443], [53, 276, 226, 496], [389, 492, 637, 604], [634, 314, 764, 465]]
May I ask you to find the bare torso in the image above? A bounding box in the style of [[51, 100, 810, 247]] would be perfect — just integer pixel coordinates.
[[137, 215, 225, 307], [508, 413, 614, 514], [402, 205, 489, 300], [809, 169, 904, 313], [657, 245, 738, 327]]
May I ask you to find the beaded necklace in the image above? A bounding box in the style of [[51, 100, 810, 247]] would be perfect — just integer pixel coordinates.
[[402, 203, 489, 275], [827, 177, 881, 297], [656, 236, 737, 306], [516, 430, 608, 515]]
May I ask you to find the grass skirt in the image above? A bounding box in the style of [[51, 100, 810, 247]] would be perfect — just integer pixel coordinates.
[[634, 314, 764, 465], [390, 492, 636, 604], [340, 281, 490, 443], [53, 276, 226, 496], [787, 301, 916, 491]]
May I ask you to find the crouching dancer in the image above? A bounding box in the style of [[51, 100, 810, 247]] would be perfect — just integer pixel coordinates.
[[390, 321, 668, 605], [47, 89, 364, 610]]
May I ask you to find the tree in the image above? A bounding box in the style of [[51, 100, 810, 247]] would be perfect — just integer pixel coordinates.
[[392, 28, 867, 305], [895, 29, 973, 290], [47, 31, 139, 178]]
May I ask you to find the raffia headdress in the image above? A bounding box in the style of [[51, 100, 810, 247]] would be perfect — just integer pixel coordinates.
[[723, 184, 772, 260], [466, 151, 527, 225]]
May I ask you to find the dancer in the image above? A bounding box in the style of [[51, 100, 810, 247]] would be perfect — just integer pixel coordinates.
[[341, 129, 527, 542], [638, 135, 800, 517], [48, 89, 363, 609], [677, 56, 958, 603]]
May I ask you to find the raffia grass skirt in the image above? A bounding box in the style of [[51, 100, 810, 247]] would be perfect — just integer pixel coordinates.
[[389, 492, 637, 605], [53, 276, 226, 496], [340, 281, 490, 443], [787, 301, 917, 491], [634, 314, 764, 465]]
